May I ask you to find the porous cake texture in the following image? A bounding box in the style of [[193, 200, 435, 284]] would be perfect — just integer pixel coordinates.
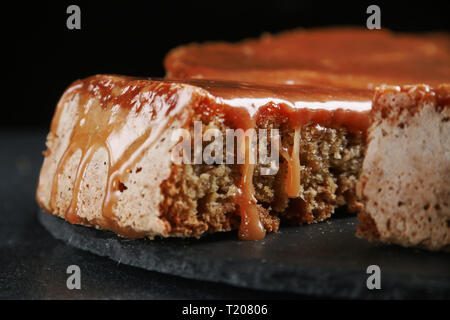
[[357, 84, 450, 251]]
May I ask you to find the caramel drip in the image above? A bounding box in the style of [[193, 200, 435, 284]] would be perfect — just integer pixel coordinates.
[[65, 146, 98, 224], [217, 104, 266, 241], [49, 76, 190, 238], [236, 136, 266, 241], [280, 128, 301, 198]]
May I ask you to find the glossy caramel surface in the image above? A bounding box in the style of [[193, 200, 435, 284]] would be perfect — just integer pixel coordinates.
[[165, 27, 450, 89]]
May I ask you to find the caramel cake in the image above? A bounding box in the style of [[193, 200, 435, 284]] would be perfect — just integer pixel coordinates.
[[165, 27, 450, 90], [37, 28, 450, 242], [36, 75, 372, 240], [357, 84, 450, 251]]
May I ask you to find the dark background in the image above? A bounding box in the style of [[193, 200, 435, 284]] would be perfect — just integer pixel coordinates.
[[6, 0, 450, 128]]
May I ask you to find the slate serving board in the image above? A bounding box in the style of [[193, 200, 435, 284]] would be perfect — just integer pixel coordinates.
[[38, 208, 450, 299]]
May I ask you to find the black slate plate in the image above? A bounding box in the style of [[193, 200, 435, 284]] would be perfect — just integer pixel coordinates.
[[38, 208, 450, 299]]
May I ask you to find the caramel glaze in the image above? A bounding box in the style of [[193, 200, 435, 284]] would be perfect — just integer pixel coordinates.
[[40, 75, 372, 240], [46, 75, 195, 238], [165, 27, 450, 90], [280, 128, 301, 198]]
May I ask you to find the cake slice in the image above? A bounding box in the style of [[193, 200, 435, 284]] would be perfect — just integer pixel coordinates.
[[36, 75, 371, 240], [357, 84, 450, 251]]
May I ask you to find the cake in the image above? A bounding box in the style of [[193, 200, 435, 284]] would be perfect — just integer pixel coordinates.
[[357, 84, 450, 251], [36, 75, 371, 240], [37, 28, 450, 243]]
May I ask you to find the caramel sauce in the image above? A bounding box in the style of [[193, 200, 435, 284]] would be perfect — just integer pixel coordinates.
[[228, 114, 266, 240], [280, 128, 301, 198], [165, 27, 450, 90], [43, 75, 373, 240], [236, 158, 266, 240], [48, 76, 193, 238]]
